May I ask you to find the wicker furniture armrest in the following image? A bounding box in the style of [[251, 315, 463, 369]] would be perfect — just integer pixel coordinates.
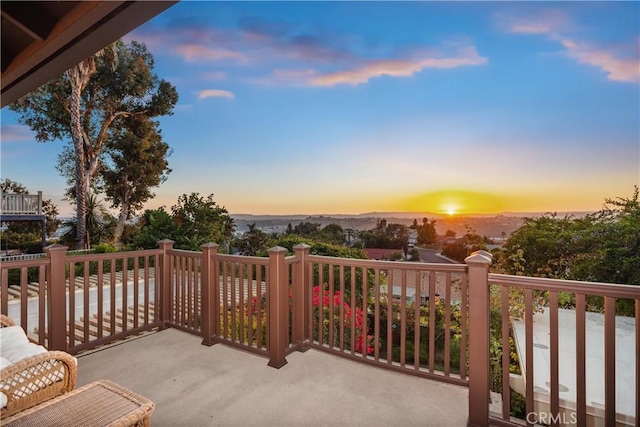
[[0, 315, 16, 327], [0, 350, 77, 419]]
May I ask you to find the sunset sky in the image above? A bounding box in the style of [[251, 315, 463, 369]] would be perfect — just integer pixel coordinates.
[[1, 1, 639, 216]]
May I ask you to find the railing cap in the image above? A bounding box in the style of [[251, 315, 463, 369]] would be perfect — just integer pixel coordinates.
[[45, 243, 68, 253], [157, 239, 175, 247], [201, 242, 219, 250], [267, 246, 288, 254], [464, 250, 493, 265], [293, 243, 311, 251]]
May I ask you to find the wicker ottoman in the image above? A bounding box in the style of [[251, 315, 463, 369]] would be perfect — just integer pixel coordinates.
[[2, 380, 154, 426]]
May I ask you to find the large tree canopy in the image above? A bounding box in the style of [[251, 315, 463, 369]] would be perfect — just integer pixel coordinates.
[[128, 193, 235, 252], [10, 40, 178, 249], [496, 187, 640, 286]]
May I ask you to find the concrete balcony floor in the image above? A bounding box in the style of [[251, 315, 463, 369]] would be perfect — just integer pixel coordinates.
[[76, 328, 469, 426]]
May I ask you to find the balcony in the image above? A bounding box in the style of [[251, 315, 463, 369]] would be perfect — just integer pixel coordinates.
[[75, 328, 469, 426], [0, 192, 43, 216], [1, 242, 638, 426]]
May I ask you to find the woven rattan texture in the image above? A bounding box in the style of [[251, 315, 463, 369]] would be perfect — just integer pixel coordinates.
[[2, 379, 154, 427]]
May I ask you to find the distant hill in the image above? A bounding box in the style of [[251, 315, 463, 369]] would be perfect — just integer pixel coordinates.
[[230, 211, 595, 238]]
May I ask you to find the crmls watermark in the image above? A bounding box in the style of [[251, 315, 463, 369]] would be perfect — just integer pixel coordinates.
[[526, 412, 578, 425]]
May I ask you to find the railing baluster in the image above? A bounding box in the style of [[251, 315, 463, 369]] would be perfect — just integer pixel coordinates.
[[1, 268, 8, 315], [373, 268, 380, 361], [97, 260, 104, 340], [460, 273, 468, 381], [328, 263, 334, 349], [318, 262, 324, 347], [122, 256, 128, 332], [247, 260, 254, 347], [400, 269, 406, 368], [549, 291, 559, 424], [144, 256, 150, 325], [575, 293, 586, 427], [20, 267, 27, 331], [386, 269, 392, 364], [361, 265, 367, 360], [239, 262, 245, 345], [604, 296, 616, 426], [339, 265, 345, 353], [428, 271, 436, 373], [444, 272, 451, 377], [133, 256, 139, 329], [110, 259, 116, 334], [524, 288, 534, 427], [414, 270, 420, 371], [83, 261, 90, 343], [501, 285, 510, 420], [231, 260, 237, 342], [256, 263, 263, 350], [222, 261, 228, 339], [350, 266, 356, 356], [38, 265, 46, 346], [69, 261, 76, 349]]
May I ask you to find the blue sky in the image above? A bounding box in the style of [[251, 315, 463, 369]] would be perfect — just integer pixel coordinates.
[[1, 1, 639, 216]]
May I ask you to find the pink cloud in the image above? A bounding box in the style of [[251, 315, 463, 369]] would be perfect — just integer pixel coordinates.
[[175, 44, 248, 63], [197, 89, 235, 100], [1, 125, 34, 142], [560, 39, 640, 83], [503, 10, 639, 84], [309, 47, 487, 87], [502, 9, 569, 37]]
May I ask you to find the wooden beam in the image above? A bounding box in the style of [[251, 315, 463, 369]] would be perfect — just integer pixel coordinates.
[[1, 1, 177, 107], [1, 2, 55, 42]]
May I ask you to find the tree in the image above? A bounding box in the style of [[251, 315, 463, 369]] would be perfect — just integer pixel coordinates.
[[495, 188, 639, 313], [236, 223, 269, 256], [127, 193, 234, 251], [292, 221, 321, 236], [318, 223, 346, 245], [170, 193, 234, 251], [59, 194, 115, 247], [10, 40, 178, 249], [128, 208, 175, 250], [0, 179, 60, 252], [360, 220, 408, 249], [416, 218, 437, 245], [101, 115, 171, 246]]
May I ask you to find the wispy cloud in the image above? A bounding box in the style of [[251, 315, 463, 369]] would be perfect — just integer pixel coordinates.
[[309, 47, 487, 87], [175, 44, 248, 63], [197, 89, 235, 100], [560, 39, 640, 83], [503, 9, 570, 36], [502, 9, 639, 84], [1, 125, 34, 142], [131, 17, 486, 88]]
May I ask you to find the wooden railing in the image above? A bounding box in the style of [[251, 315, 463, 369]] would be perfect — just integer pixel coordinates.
[[0, 242, 637, 426], [0, 191, 42, 215], [486, 273, 639, 427]]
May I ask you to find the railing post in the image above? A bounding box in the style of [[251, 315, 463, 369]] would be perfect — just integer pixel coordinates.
[[465, 250, 493, 427], [37, 191, 43, 215], [45, 244, 68, 351], [158, 239, 174, 329], [267, 246, 288, 368], [293, 244, 311, 351], [200, 243, 218, 346]]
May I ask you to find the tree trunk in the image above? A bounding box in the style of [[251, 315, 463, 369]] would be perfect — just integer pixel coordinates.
[[67, 68, 88, 249], [113, 200, 129, 248]]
